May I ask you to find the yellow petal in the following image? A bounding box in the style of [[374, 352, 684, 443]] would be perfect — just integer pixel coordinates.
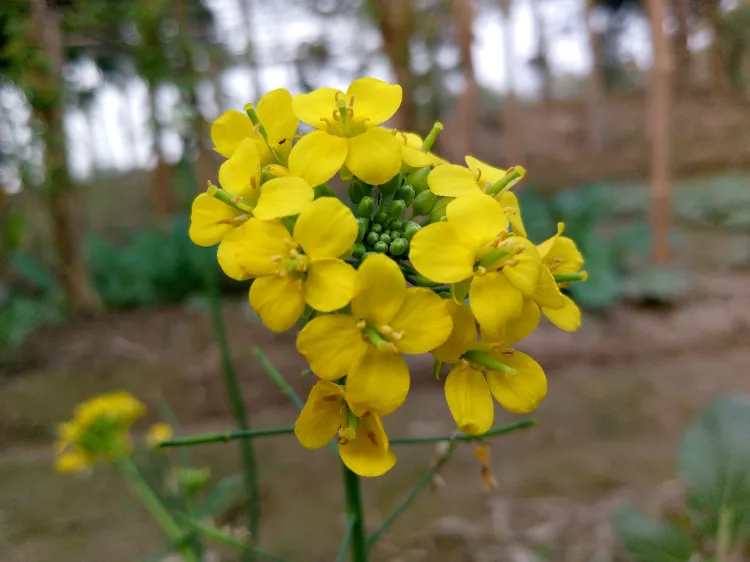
[[548, 238, 584, 275], [345, 127, 402, 185], [211, 110, 254, 157], [294, 196, 358, 259], [496, 299, 541, 346], [339, 413, 396, 477], [497, 191, 527, 238], [432, 301, 478, 363], [390, 288, 453, 354], [469, 271, 523, 337], [217, 219, 290, 280], [346, 77, 402, 125], [296, 315, 368, 380], [304, 258, 355, 312], [402, 145, 433, 168], [188, 193, 240, 247], [409, 222, 476, 283], [446, 193, 508, 249], [288, 129, 348, 187], [56, 450, 90, 473], [218, 138, 261, 198], [486, 350, 547, 413], [543, 294, 581, 332], [352, 254, 405, 326], [465, 155, 505, 186], [249, 275, 306, 333], [532, 266, 565, 309], [292, 87, 340, 129], [502, 239, 541, 296], [537, 222, 564, 259], [427, 165, 479, 197], [444, 365, 494, 435], [346, 347, 410, 416], [254, 176, 314, 220], [294, 381, 344, 449], [256, 88, 298, 152]]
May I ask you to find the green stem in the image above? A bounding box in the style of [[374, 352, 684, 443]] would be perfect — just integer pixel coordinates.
[[486, 167, 525, 196], [341, 462, 368, 562], [159, 427, 295, 448], [336, 516, 357, 562], [207, 183, 254, 213], [462, 350, 516, 374], [367, 441, 457, 549], [363, 324, 393, 353], [205, 264, 260, 559], [553, 271, 588, 283], [245, 106, 269, 142], [420, 121, 443, 152], [252, 347, 305, 410], [390, 420, 535, 445], [115, 456, 198, 562]]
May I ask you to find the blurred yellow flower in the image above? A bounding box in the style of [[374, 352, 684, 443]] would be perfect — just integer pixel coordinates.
[[217, 197, 358, 332], [409, 193, 541, 338], [296, 254, 452, 416], [394, 131, 446, 169], [146, 423, 174, 448], [289, 77, 403, 186], [56, 450, 90, 473], [295, 380, 396, 477]]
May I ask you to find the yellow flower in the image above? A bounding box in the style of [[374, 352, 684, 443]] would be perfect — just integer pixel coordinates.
[[296, 254, 452, 416], [211, 88, 298, 164], [295, 380, 396, 477], [427, 156, 526, 236], [409, 192, 542, 337], [394, 131, 445, 169], [56, 449, 90, 473], [288, 77, 403, 186], [217, 197, 358, 332], [189, 141, 314, 248], [146, 423, 174, 448]]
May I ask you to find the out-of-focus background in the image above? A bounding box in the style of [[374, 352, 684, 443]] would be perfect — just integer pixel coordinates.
[[1, 0, 750, 560]]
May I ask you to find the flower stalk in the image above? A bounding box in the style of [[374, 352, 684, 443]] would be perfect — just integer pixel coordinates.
[[341, 462, 368, 562]]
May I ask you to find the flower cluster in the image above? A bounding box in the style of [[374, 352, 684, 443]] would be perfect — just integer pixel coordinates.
[[189, 78, 586, 477], [55, 391, 146, 473]]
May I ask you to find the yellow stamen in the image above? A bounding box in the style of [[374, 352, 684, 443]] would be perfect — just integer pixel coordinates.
[[475, 266, 487, 276]]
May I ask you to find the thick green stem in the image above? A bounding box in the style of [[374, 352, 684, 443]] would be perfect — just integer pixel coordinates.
[[462, 350, 516, 374], [553, 271, 588, 283], [421, 121, 444, 151], [159, 426, 295, 448], [341, 462, 368, 562], [205, 264, 260, 559], [486, 167, 525, 196], [115, 456, 198, 562], [390, 420, 535, 445]]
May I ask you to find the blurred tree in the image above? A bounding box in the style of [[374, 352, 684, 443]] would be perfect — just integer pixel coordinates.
[[529, 0, 552, 101], [585, 0, 606, 155], [671, 0, 692, 90], [451, 0, 478, 155], [723, 3, 750, 91], [499, 0, 524, 164], [699, 0, 730, 90]]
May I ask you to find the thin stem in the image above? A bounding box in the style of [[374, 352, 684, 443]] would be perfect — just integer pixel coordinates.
[[390, 420, 535, 445], [205, 263, 260, 558], [367, 441, 458, 550], [341, 462, 368, 562], [252, 347, 305, 410], [336, 516, 357, 562], [115, 456, 198, 562], [462, 350, 516, 374], [159, 427, 295, 448], [245, 106, 269, 141], [553, 271, 588, 283]]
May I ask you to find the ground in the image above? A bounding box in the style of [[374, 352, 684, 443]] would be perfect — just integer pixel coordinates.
[[2, 267, 750, 562]]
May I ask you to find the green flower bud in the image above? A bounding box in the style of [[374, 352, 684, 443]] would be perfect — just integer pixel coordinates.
[[406, 167, 430, 194], [429, 197, 450, 222], [394, 184, 415, 207], [348, 180, 369, 205], [388, 218, 404, 231], [314, 183, 336, 198], [374, 241, 389, 253], [357, 196, 375, 219], [379, 233, 392, 245], [404, 221, 422, 240], [389, 238, 408, 256], [373, 211, 389, 225], [391, 230, 403, 239], [352, 242, 367, 258], [379, 172, 402, 197], [366, 231, 380, 246], [356, 218, 368, 243], [370, 223, 383, 234], [412, 190, 438, 216], [386, 199, 406, 219]]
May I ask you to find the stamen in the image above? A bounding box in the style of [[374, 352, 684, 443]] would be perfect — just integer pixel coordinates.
[[504, 258, 519, 267], [355, 319, 366, 330], [367, 431, 378, 446], [347, 95, 355, 109], [251, 175, 258, 189], [347, 107, 354, 118], [322, 395, 340, 402], [475, 266, 487, 276], [331, 109, 339, 121], [548, 257, 563, 272], [289, 248, 300, 259], [334, 91, 345, 102], [388, 342, 399, 355], [390, 331, 404, 340], [475, 168, 482, 182], [215, 219, 233, 225], [516, 244, 526, 254], [503, 206, 516, 215], [320, 117, 331, 125]]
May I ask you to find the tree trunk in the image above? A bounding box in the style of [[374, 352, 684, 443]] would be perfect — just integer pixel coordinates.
[[646, 0, 674, 264], [500, 0, 524, 165], [530, 0, 553, 101], [671, 0, 692, 91], [239, 0, 263, 99], [700, 0, 728, 90], [585, 0, 606, 155], [147, 84, 175, 217], [452, 0, 478, 156], [372, 0, 417, 131], [28, 0, 101, 315]]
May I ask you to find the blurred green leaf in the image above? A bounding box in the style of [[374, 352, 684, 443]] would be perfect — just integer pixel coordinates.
[[613, 506, 695, 562]]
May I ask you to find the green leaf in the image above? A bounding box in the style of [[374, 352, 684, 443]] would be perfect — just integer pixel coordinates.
[[613, 506, 695, 562], [678, 394, 750, 539]]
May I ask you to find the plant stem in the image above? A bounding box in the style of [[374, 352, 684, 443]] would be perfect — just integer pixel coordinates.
[[553, 271, 588, 283], [159, 426, 295, 447], [389, 419, 535, 445], [486, 166, 526, 196], [205, 263, 260, 559], [115, 456, 198, 562], [336, 516, 357, 562], [252, 347, 305, 410], [341, 462, 368, 562], [462, 350, 516, 374]]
